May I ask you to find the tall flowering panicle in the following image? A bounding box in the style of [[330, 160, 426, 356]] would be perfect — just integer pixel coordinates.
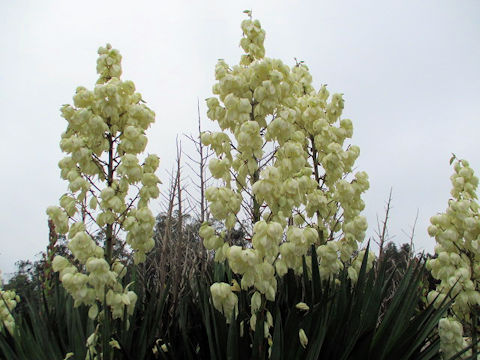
[[47, 44, 160, 321], [201, 14, 370, 334], [427, 159, 480, 358], [0, 272, 20, 335]]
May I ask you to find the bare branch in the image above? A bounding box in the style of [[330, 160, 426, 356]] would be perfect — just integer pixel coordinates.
[[376, 188, 393, 266], [401, 208, 419, 265]]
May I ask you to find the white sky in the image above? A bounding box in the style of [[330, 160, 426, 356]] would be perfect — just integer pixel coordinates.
[[0, 0, 479, 276]]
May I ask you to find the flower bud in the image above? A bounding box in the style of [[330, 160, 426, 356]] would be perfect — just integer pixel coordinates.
[[299, 329, 308, 348]]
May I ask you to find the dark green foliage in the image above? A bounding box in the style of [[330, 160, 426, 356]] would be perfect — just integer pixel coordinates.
[[0, 284, 92, 360], [1, 243, 471, 359], [0, 263, 173, 360], [179, 246, 457, 360], [113, 281, 169, 360]]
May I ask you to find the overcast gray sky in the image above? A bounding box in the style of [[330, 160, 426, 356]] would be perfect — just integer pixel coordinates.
[[1, 0, 479, 276]]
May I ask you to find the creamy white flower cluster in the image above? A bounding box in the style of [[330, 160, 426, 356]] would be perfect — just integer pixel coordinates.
[[438, 317, 469, 359], [52, 254, 136, 319], [47, 44, 160, 320], [0, 273, 19, 335], [239, 17, 266, 66], [210, 282, 239, 323], [427, 159, 480, 358], [202, 15, 369, 327]]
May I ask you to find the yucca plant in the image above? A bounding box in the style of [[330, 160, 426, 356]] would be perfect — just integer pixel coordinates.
[[175, 246, 469, 360], [2, 246, 476, 360], [0, 283, 93, 360], [0, 268, 171, 360]]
